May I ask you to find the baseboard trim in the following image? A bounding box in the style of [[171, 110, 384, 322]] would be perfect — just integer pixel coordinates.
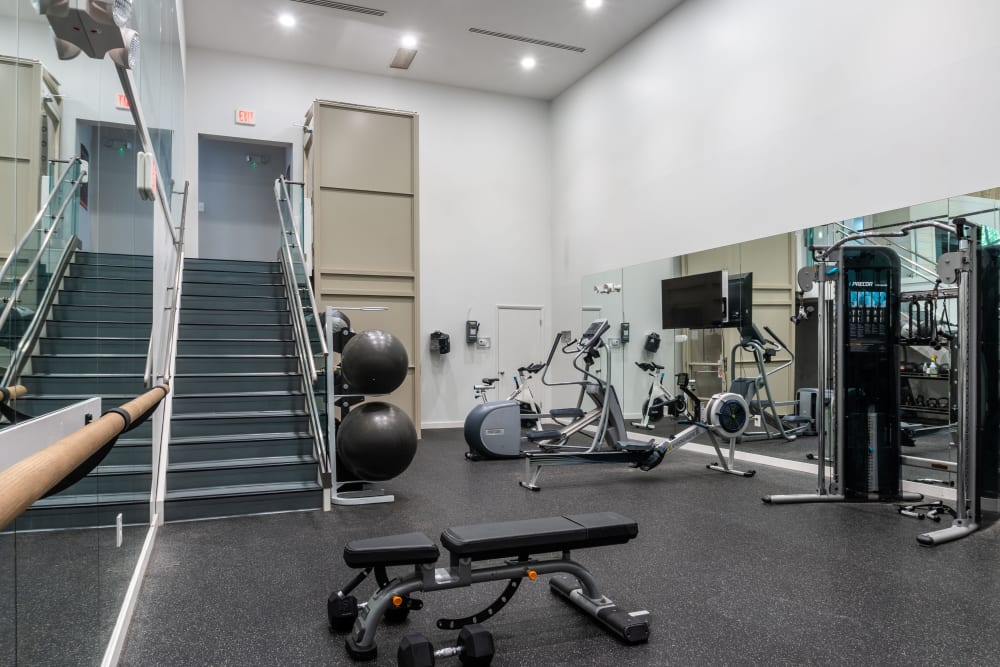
[[422, 420, 464, 429]]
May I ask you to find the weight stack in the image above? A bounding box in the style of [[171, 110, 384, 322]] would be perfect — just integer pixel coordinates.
[[839, 247, 900, 499]]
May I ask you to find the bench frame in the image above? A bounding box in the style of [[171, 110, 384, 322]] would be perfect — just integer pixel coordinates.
[[340, 549, 650, 661]]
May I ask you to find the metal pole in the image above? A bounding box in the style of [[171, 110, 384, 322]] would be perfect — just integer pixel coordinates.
[[815, 265, 828, 494]]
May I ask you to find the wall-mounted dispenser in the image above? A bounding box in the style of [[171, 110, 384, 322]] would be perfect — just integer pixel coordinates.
[[466, 320, 480, 343], [430, 331, 451, 354]]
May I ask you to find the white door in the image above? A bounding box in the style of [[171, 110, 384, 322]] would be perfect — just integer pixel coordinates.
[[497, 306, 544, 403]]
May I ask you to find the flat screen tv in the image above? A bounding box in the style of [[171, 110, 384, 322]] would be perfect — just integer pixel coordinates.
[[661, 270, 729, 330], [727, 272, 753, 338]]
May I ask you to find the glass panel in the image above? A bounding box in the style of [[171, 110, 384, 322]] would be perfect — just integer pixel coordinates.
[[0, 0, 184, 663]]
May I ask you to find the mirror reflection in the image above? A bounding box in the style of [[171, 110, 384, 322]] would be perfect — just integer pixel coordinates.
[[1, 0, 184, 663], [583, 188, 1000, 494]]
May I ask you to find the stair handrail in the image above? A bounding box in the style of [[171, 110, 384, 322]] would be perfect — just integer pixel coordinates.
[[274, 179, 331, 486], [831, 221, 940, 284], [0, 156, 82, 289], [0, 384, 169, 532], [276, 175, 327, 358], [144, 181, 189, 388], [0, 167, 87, 389]]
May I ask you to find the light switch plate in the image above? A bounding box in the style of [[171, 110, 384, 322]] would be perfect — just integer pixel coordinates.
[[476, 337, 491, 349]]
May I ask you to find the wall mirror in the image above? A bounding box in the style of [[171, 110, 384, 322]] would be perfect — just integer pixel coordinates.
[[0, 0, 184, 663], [583, 189, 1000, 494]]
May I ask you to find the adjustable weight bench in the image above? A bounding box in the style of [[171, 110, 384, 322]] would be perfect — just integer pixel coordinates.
[[329, 512, 650, 662]]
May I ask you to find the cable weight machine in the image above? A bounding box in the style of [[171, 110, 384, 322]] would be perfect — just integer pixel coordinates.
[[764, 218, 983, 547]]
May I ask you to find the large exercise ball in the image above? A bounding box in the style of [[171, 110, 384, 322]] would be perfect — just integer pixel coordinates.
[[341, 330, 409, 394], [337, 402, 418, 481]]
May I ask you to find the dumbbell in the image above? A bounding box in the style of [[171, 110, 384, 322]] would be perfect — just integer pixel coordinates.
[[397, 624, 494, 667], [329, 593, 419, 632]]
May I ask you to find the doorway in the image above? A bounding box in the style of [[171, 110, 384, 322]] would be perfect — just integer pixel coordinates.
[[77, 120, 172, 255], [497, 306, 544, 403], [197, 136, 290, 261]]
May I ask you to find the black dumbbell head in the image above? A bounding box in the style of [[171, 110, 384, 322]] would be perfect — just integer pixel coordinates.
[[398, 633, 435, 667], [327, 594, 358, 633], [457, 624, 494, 666]]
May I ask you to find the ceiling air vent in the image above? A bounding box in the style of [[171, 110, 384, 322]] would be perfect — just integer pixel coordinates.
[[390, 48, 417, 70], [289, 0, 386, 17], [468, 28, 585, 53]]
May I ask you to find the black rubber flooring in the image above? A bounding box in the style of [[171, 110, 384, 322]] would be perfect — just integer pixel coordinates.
[[121, 429, 1000, 666], [0, 524, 146, 666]]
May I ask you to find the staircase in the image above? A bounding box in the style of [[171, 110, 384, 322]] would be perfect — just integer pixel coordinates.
[[13, 251, 154, 530], [165, 257, 323, 521]]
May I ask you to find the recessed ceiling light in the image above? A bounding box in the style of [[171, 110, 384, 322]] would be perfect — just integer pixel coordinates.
[[278, 13, 296, 28], [401, 34, 418, 49], [585, 0, 603, 9], [520, 56, 536, 70]]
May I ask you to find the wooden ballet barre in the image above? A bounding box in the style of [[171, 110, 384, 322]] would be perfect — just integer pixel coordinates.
[[0, 384, 169, 531]]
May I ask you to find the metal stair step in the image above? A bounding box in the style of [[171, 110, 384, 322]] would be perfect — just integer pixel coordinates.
[[173, 373, 302, 394], [57, 290, 153, 307], [171, 392, 306, 414], [182, 282, 285, 298], [184, 257, 279, 274], [69, 263, 153, 279], [38, 337, 149, 355], [30, 354, 146, 374], [177, 323, 291, 340], [170, 411, 310, 437], [53, 465, 152, 496], [46, 321, 152, 338], [20, 374, 147, 394], [52, 304, 152, 323], [10, 491, 150, 531], [176, 339, 295, 355], [181, 294, 288, 311], [73, 252, 153, 268], [183, 268, 284, 286], [164, 481, 323, 522], [180, 309, 290, 325], [174, 355, 299, 374], [167, 433, 314, 463], [166, 457, 317, 490], [61, 276, 152, 294]]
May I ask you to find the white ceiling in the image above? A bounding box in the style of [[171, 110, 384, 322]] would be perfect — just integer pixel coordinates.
[[184, 0, 685, 100]]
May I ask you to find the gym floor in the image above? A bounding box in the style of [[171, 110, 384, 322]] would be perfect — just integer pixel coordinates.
[[121, 429, 999, 666]]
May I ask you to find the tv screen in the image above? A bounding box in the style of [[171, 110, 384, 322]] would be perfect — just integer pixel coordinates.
[[727, 272, 753, 338], [661, 270, 729, 329]]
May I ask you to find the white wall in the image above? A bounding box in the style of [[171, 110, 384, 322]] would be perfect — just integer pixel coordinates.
[[184, 48, 552, 427], [550, 0, 1000, 334]]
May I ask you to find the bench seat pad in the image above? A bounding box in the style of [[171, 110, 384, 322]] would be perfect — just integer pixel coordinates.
[[344, 532, 440, 568], [441, 512, 637, 561]]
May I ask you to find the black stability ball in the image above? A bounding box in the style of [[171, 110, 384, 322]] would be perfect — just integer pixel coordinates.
[[340, 330, 409, 395], [337, 402, 418, 481]]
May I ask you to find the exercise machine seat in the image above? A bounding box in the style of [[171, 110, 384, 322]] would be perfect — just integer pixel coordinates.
[[441, 512, 638, 561], [344, 532, 440, 568]]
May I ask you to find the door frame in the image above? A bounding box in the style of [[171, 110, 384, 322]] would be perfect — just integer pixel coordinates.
[[496, 303, 545, 400]]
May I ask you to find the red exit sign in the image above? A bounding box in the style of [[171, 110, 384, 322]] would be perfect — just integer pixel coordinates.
[[116, 93, 130, 110], [235, 109, 256, 126]]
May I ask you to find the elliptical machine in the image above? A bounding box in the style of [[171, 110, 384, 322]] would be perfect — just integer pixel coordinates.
[[514, 319, 756, 491], [729, 323, 812, 441], [464, 326, 616, 460]]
